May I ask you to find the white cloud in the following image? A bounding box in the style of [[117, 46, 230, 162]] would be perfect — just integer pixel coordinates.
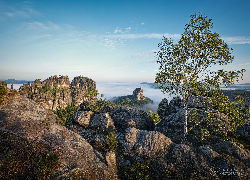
[[141, 23, 144, 25], [221, 36, 250, 45], [103, 33, 181, 40], [1, 2, 42, 19], [148, 59, 157, 64], [125, 27, 131, 33], [28, 34, 52, 41], [23, 21, 61, 31], [114, 27, 124, 34], [238, 62, 250, 66], [124, 50, 157, 60]]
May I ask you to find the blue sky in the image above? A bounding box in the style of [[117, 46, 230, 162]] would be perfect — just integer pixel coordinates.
[[1, 0, 250, 83]]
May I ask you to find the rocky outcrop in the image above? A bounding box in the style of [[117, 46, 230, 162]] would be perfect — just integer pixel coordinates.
[[109, 107, 155, 132], [1, 87, 250, 179], [18, 75, 97, 110], [121, 127, 173, 159], [133, 87, 144, 100], [157, 97, 183, 119], [0, 94, 116, 179]]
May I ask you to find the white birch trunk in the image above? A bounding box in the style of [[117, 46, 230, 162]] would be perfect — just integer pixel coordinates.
[[184, 106, 188, 138]]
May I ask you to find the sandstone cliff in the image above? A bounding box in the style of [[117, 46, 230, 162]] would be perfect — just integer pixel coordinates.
[[18, 75, 97, 110]]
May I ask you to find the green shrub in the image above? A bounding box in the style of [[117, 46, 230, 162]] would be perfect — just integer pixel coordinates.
[[147, 108, 161, 124], [0, 85, 7, 104], [105, 131, 118, 151], [187, 89, 250, 144], [54, 103, 80, 126], [118, 160, 153, 180], [88, 98, 115, 112]]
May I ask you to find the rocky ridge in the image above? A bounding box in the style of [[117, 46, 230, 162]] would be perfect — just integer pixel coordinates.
[[18, 75, 97, 110], [0, 80, 250, 179]]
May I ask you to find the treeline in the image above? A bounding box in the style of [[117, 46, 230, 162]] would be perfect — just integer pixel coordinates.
[[222, 90, 250, 105]]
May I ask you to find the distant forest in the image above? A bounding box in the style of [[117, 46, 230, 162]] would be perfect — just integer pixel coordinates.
[[222, 90, 250, 105]]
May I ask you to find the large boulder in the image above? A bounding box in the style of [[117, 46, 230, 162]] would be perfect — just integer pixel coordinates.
[[120, 127, 173, 159], [89, 112, 116, 132], [212, 141, 250, 167], [73, 110, 93, 127], [164, 144, 217, 179], [110, 108, 155, 132], [155, 109, 186, 143], [0, 94, 117, 179], [236, 124, 250, 143]]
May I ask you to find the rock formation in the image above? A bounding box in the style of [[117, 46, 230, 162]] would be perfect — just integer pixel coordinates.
[[18, 75, 97, 110], [133, 87, 144, 100], [1, 84, 250, 179]]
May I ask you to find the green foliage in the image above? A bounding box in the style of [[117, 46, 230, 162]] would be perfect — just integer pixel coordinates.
[[105, 131, 118, 151], [186, 89, 250, 143], [222, 90, 250, 104], [118, 160, 153, 180], [88, 98, 115, 112], [114, 95, 154, 109], [155, 12, 246, 139], [205, 90, 249, 130], [37, 84, 52, 94], [84, 86, 98, 101], [0, 130, 60, 179], [51, 83, 60, 95], [147, 108, 161, 124], [0, 85, 7, 104], [54, 103, 80, 126]]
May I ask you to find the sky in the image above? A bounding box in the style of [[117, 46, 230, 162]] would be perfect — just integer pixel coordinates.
[[1, 0, 250, 84]]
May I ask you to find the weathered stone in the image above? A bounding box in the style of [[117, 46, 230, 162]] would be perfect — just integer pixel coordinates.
[[155, 107, 231, 144], [165, 144, 215, 179], [79, 101, 90, 111], [199, 145, 220, 159], [133, 88, 144, 100], [0, 95, 115, 179], [105, 150, 118, 180], [18, 75, 97, 110], [73, 110, 93, 127], [89, 112, 116, 132], [212, 141, 250, 166], [236, 124, 250, 143], [157, 97, 183, 119], [122, 127, 173, 159], [89, 134, 107, 150], [155, 109, 186, 144], [110, 108, 155, 132]]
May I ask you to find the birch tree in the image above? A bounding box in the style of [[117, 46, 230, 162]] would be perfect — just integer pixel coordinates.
[[155, 13, 246, 140]]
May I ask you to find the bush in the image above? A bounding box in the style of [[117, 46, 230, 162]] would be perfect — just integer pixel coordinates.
[[54, 103, 80, 126], [105, 131, 118, 151], [187, 89, 250, 144], [117, 160, 153, 180], [88, 98, 115, 112], [147, 108, 161, 124], [0, 85, 7, 104]]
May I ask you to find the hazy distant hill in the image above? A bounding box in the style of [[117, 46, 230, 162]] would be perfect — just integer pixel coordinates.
[[1, 79, 33, 84], [140, 82, 159, 89]]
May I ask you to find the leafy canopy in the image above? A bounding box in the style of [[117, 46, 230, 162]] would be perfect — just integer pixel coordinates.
[[155, 13, 245, 101]]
